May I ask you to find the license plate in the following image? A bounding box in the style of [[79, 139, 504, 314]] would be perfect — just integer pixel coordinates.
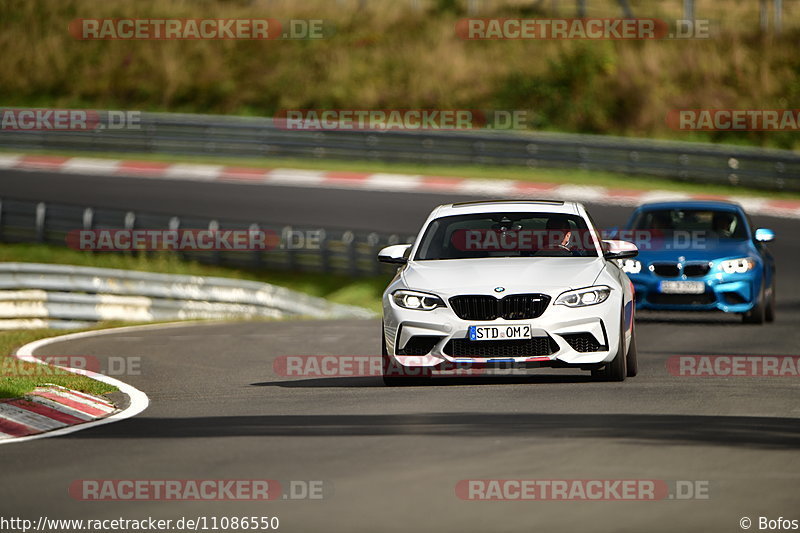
[[469, 324, 532, 341], [659, 281, 706, 294]]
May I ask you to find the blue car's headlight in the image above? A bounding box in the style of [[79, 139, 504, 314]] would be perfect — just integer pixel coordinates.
[[392, 290, 445, 310], [555, 286, 611, 307], [616, 259, 642, 274], [719, 257, 756, 274]]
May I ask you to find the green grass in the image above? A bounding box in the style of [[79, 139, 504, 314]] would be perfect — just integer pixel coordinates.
[[0, 243, 389, 313], [0, 327, 119, 398], [4, 147, 799, 201]]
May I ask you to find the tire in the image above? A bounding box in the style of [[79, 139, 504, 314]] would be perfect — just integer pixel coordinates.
[[594, 308, 626, 382], [765, 280, 776, 323], [742, 283, 766, 324], [626, 322, 638, 378], [381, 324, 430, 387]]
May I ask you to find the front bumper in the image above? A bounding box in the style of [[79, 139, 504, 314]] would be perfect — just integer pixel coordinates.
[[630, 270, 761, 313], [382, 293, 624, 371]]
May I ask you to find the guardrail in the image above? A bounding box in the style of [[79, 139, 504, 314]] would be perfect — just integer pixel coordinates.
[[0, 262, 373, 329], [0, 197, 414, 278], [1, 111, 798, 191]]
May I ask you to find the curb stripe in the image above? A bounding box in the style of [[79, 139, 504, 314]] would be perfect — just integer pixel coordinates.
[[0, 402, 67, 431], [28, 396, 94, 421], [3, 153, 800, 219], [40, 388, 116, 413], [35, 392, 108, 417], [0, 417, 36, 437], [6, 399, 85, 425]]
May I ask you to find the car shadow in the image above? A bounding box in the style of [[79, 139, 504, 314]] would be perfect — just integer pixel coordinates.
[[636, 311, 742, 325], [252, 373, 595, 388], [67, 412, 800, 450]]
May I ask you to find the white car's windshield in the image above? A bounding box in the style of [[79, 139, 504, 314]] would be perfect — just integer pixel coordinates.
[[415, 212, 599, 260]]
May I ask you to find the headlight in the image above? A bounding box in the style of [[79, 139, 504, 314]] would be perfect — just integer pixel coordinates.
[[719, 257, 756, 274], [392, 290, 445, 310], [555, 286, 611, 307], [616, 259, 641, 274]]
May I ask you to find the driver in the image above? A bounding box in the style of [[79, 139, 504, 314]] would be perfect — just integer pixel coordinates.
[[541, 216, 573, 254], [712, 212, 735, 238]]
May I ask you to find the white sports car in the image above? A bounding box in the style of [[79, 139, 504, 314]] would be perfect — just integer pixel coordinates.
[[378, 200, 639, 386]]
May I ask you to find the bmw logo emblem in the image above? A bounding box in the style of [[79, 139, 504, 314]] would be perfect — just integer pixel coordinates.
[[494, 287, 505, 293]]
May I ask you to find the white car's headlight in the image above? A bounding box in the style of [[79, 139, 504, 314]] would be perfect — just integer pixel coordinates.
[[719, 257, 756, 274], [392, 290, 445, 311], [616, 259, 641, 274], [555, 286, 611, 307]]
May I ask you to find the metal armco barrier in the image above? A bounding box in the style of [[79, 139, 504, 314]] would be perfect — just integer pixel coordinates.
[[0, 111, 798, 191], [0, 263, 374, 329], [0, 197, 414, 278]]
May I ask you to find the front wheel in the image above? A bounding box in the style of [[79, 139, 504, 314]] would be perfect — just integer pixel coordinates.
[[742, 283, 766, 324], [593, 309, 627, 382], [765, 280, 776, 323], [626, 323, 638, 377]]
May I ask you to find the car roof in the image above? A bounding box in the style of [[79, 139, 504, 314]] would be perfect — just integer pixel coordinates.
[[634, 200, 744, 212], [433, 199, 581, 217]]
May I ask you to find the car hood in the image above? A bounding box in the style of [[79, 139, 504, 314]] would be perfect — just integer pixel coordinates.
[[633, 239, 754, 263], [402, 257, 605, 296]]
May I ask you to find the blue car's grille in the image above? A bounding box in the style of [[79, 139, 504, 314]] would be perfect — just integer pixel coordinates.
[[683, 263, 711, 277], [651, 263, 680, 277], [649, 262, 711, 278]]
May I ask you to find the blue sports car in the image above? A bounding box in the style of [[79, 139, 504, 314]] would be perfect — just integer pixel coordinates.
[[618, 201, 776, 324]]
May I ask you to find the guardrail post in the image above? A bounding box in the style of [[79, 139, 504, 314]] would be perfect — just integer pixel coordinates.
[[0, 199, 4, 241], [249, 223, 263, 269], [208, 220, 221, 265], [124, 211, 137, 256], [367, 232, 381, 275], [318, 229, 330, 273], [282, 225, 296, 271], [82, 207, 94, 230], [168, 216, 185, 262], [343, 231, 357, 276], [35, 202, 47, 243]]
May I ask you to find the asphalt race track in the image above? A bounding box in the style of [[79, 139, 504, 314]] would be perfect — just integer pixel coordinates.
[[1, 169, 799, 532]]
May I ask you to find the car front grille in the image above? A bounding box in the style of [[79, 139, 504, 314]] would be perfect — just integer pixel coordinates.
[[560, 333, 605, 352], [443, 336, 558, 358], [647, 293, 716, 306], [650, 263, 681, 277], [683, 263, 711, 277], [448, 294, 550, 321], [650, 262, 711, 278]]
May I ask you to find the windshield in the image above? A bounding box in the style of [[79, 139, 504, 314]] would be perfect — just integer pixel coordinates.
[[631, 208, 748, 242], [414, 212, 599, 260]]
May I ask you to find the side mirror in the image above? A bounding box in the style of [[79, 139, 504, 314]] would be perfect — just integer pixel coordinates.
[[378, 244, 412, 264], [602, 240, 639, 260], [755, 228, 775, 243]]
